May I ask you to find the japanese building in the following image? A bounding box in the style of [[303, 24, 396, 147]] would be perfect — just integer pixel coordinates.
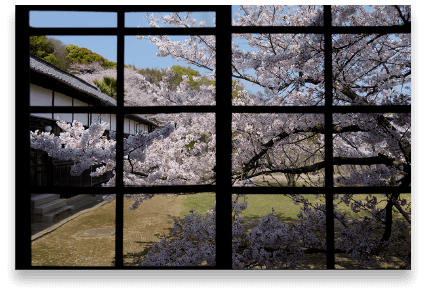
[[29, 53, 157, 187]]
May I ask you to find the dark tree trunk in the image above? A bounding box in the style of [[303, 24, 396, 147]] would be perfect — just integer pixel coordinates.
[[285, 173, 296, 186]]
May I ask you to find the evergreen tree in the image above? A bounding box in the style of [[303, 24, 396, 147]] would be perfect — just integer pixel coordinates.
[[65, 44, 118, 69], [29, 33, 54, 59]]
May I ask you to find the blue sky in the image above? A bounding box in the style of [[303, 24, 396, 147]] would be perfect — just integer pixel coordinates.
[[29, 6, 407, 97], [30, 11, 216, 77]]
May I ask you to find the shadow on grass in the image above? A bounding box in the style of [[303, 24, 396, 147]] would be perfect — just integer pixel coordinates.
[[123, 214, 198, 266], [240, 213, 294, 232]]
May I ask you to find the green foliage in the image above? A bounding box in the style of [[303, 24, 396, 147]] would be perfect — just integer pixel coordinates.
[[30, 34, 54, 59], [30, 32, 116, 72], [137, 67, 168, 88], [135, 65, 215, 92], [170, 65, 211, 91], [65, 44, 117, 69], [232, 79, 245, 99], [42, 53, 59, 65], [45, 37, 73, 71], [93, 76, 127, 100]]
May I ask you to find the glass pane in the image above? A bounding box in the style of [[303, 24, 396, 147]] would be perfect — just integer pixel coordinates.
[[30, 113, 116, 187], [232, 5, 323, 26], [31, 193, 115, 266], [332, 34, 411, 106], [334, 193, 411, 269], [333, 113, 411, 187], [124, 192, 216, 266], [30, 11, 117, 27], [232, 113, 325, 187], [332, 5, 410, 26], [30, 35, 117, 106], [232, 34, 324, 106], [123, 113, 215, 186], [125, 12, 216, 27], [125, 35, 215, 106], [233, 194, 327, 269]]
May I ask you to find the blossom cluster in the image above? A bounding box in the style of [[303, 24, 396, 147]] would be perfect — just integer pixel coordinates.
[[139, 194, 410, 268]]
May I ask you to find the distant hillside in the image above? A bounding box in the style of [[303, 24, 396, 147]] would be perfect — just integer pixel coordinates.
[[29, 30, 215, 98], [30, 28, 117, 72]]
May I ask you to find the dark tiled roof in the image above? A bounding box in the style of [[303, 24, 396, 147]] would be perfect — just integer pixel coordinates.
[[29, 54, 157, 127], [30, 53, 117, 106]]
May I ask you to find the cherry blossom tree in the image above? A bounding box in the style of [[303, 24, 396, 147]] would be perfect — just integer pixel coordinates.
[[30, 6, 411, 268]]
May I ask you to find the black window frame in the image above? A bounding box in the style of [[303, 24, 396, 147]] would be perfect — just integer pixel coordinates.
[[16, 5, 411, 270]]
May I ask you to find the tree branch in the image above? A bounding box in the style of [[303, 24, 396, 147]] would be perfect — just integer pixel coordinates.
[[235, 153, 409, 179]]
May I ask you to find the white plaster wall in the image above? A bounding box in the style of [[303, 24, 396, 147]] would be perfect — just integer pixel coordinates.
[[73, 98, 89, 107], [139, 124, 148, 132], [130, 120, 136, 135], [30, 85, 60, 120], [124, 118, 130, 134], [70, 99, 89, 125], [102, 113, 111, 130], [53, 91, 73, 122], [30, 84, 52, 106], [110, 114, 117, 131], [91, 113, 102, 125], [54, 92, 73, 106], [74, 113, 89, 126]]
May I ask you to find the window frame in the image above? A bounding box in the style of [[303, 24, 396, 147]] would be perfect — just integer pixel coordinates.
[[16, 5, 411, 270]]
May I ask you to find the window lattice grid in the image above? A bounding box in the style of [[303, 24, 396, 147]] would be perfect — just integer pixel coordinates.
[[17, 5, 411, 270]]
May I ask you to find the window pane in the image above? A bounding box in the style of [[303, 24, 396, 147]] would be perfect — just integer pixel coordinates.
[[233, 194, 327, 269], [31, 193, 115, 266], [30, 36, 117, 106], [232, 34, 324, 106], [332, 34, 411, 106], [124, 192, 216, 266], [334, 193, 411, 269], [30, 113, 116, 187], [232, 113, 325, 187], [30, 11, 117, 27], [123, 113, 216, 187], [232, 5, 323, 26], [333, 113, 411, 187], [125, 12, 215, 28], [332, 5, 410, 26], [124, 35, 215, 106]]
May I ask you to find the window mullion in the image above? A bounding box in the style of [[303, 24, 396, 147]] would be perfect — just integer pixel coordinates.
[[324, 5, 335, 269], [215, 6, 233, 269], [115, 10, 125, 268]]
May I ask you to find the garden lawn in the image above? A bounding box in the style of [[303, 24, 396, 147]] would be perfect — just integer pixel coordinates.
[[31, 192, 410, 268]]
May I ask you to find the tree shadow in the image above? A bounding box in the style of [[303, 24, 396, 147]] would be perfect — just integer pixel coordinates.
[[240, 213, 294, 232], [123, 216, 179, 266]]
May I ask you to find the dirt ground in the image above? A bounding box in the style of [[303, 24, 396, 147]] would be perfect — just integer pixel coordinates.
[[31, 194, 189, 267]]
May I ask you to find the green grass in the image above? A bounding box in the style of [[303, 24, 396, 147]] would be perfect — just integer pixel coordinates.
[[181, 192, 411, 222], [180, 192, 216, 219], [239, 193, 411, 221]]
